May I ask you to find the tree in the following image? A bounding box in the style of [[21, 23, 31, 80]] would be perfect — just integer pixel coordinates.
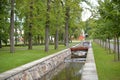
[[16, 0, 46, 48], [64, 0, 82, 47], [28, 1, 34, 50], [64, 3, 70, 47], [45, 0, 51, 52], [0, 0, 84, 53], [89, 0, 120, 61], [50, 0, 65, 49], [10, 0, 15, 53], [0, 0, 10, 48]]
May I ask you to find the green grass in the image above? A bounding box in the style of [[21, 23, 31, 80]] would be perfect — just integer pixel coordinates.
[[93, 42, 120, 80], [0, 42, 79, 73]]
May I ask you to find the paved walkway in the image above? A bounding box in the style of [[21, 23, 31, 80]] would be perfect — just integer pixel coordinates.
[[81, 47, 98, 80]]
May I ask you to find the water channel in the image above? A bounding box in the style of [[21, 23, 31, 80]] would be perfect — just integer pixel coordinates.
[[51, 62, 84, 80], [40, 56, 85, 80], [40, 42, 89, 80]]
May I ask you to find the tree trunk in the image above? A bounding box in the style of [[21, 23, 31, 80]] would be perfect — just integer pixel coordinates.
[[45, 25, 49, 51], [114, 36, 117, 61], [10, 0, 15, 53], [108, 38, 111, 54], [114, 37, 116, 53], [45, 0, 50, 52], [117, 36, 120, 61], [65, 7, 70, 47], [37, 35, 40, 45], [28, 1, 33, 50], [28, 24, 32, 49], [54, 29, 59, 49]]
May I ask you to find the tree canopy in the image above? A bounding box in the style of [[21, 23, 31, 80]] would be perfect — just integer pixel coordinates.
[[0, 0, 84, 52]]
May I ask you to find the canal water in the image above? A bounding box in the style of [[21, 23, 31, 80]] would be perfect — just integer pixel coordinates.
[[40, 57, 84, 80], [51, 62, 84, 80]]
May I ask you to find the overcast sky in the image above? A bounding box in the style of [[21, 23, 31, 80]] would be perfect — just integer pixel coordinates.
[[81, 0, 98, 21]]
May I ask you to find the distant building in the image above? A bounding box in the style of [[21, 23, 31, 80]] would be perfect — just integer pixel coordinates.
[[78, 29, 85, 41]]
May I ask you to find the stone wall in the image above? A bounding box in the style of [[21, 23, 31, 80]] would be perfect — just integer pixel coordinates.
[[0, 49, 71, 80]]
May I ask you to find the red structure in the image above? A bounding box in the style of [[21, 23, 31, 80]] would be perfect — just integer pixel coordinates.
[[78, 35, 85, 41]]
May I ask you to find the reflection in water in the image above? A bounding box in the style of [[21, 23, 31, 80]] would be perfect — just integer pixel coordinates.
[[40, 61, 84, 80], [52, 62, 84, 80]]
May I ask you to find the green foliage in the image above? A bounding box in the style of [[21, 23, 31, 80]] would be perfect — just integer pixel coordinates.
[[0, 0, 10, 44], [50, 0, 65, 34], [0, 0, 83, 49], [88, 0, 120, 40], [67, 0, 82, 39]]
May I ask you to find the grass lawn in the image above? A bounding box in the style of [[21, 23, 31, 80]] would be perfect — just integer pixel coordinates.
[[93, 42, 120, 80], [0, 42, 79, 73]]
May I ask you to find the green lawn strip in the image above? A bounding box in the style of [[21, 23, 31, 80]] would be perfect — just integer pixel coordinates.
[[93, 42, 120, 80], [0, 42, 79, 73]]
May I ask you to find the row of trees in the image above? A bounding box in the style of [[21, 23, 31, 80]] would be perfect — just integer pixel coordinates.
[[87, 0, 120, 61], [0, 0, 84, 53]]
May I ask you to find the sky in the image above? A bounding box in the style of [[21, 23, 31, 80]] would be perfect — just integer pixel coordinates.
[[81, 0, 98, 21]]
